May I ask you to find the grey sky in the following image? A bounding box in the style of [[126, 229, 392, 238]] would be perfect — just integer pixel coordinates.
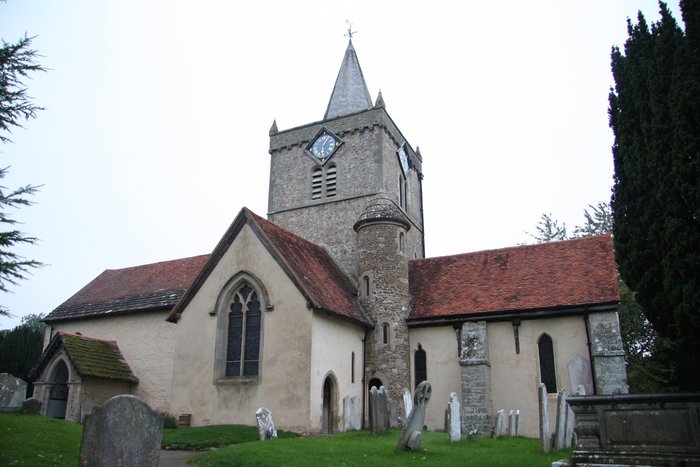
[[0, 0, 682, 329]]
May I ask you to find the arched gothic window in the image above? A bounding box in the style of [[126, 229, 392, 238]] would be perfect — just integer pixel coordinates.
[[398, 174, 407, 210], [414, 344, 427, 389], [226, 284, 262, 377], [538, 334, 557, 393]]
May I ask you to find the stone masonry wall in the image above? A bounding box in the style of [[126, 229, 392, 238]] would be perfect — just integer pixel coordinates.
[[460, 321, 493, 434], [356, 218, 411, 410], [268, 108, 424, 281]]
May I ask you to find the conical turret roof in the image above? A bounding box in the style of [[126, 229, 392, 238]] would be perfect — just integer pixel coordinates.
[[324, 40, 373, 120]]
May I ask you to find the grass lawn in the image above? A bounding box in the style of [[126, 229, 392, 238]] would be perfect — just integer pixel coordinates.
[[189, 429, 572, 467], [0, 413, 82, 466], [0, 413, 571, 466]]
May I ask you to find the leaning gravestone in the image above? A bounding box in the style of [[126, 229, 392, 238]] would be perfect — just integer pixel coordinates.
[[493, 409, 507, 437], [255, 407, 278, 440], [554, 390, 568, 450], [369, 386, 389, 435], [0, 373, 27, 411], [79, 395, 162, 467], [343, 395, 361, 431], [397, 381, 432, 450], [446, 392, 461, 442]]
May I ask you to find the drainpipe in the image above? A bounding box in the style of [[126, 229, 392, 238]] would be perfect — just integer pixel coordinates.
[[584, 312, 598, 395], [362, 329, 368, 429]]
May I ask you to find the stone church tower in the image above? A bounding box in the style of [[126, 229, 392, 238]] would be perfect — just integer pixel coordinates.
[[267, 39, 425, 282], [267, 38, 423, 411]]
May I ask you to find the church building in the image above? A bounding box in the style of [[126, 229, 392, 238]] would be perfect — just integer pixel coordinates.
[[30, 38, 628, 437]]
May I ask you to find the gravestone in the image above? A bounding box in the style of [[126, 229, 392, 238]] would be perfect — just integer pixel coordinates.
[[255, 407, 278, 440], [538, 383, 550, 452], [554, 390, 568, 449], [493, 409, 507, 437], [369, 386, 389, 435], [402, 387, 413, 420], [79, 395, 162, 467], [508, 409, 520, 436], [446, 392, 461, 442], [20, 397, 42, 415], [388, 399, 400, 428], [397, 381, 432, 450], [343, 395, 361, 431], [0, 373, 27, 411]]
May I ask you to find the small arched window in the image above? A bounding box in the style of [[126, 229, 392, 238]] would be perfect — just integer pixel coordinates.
[[538, 334, 557, 393], [414, 344, 427, 389], [382, 323, 390, 345], [399, 231, 406, 253], [351, 351, 355, 383], [398, 174, 407, 210], [363, 275, 370, 297]]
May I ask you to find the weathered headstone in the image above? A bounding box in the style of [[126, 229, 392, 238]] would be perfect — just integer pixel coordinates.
[[564, 403, 575, 448], [554, 390, 569, 450], [343, 395, 361, 431], [79, 395, 162, 467], [508, 409, 520, 436], [369, 386, 389, 435], [20, 397, 42, 415], [255, 407, 278, 440], [402, 387, 413, 420], [538, 383, 550, 452], [446, 392, 461, 442], [388, 399, 400, 428], [0, 373, 27, 411], [493, 409, 507, 437], [397, 381, 432, 450]]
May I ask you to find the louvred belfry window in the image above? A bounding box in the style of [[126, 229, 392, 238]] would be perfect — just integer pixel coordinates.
[[226, 284, 261, 377]]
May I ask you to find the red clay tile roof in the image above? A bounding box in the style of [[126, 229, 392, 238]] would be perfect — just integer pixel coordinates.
[[408, 235, 619, 321], [30, 331, 138, 383], [246, 209, 371, 327], [168, 208, 371, 327], [45, 255, 210, 322]]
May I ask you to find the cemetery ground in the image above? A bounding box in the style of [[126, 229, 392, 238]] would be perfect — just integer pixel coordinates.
[[0, 413, 572, 466]]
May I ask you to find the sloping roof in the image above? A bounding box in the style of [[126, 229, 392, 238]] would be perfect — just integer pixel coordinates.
[[168, 208, 371, 327], [324, 40, 373, 120], [30, 332, 138, 383], [44, 255, 209, 322], [408, 235, 619, 321]]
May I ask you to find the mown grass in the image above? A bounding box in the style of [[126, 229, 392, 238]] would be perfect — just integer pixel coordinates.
[[0, 413, 82, 466], [162, 423, 298, 448], [0, 413, 571, 466], [190, 429, 572, 467]]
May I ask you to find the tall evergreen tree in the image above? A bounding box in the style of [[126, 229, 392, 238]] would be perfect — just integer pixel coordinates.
[[0, 35, 44, 316], [610, 2, 700, 389]]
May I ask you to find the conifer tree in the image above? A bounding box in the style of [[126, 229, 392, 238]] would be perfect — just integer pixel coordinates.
[[0, 35, 44, 316], [609, 1, 700, 389]]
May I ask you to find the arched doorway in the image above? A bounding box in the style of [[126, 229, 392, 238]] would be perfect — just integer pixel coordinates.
[[47, 360, 69, 419], [322, 375, 336, 434]]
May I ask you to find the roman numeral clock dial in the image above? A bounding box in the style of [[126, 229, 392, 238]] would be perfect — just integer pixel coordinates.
[[305, 127, 343, 165]]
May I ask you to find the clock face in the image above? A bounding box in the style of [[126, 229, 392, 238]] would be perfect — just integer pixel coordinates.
[[305, 128, 342, 165], [397, 143, 410, 176], [311, 134, 336, 161]]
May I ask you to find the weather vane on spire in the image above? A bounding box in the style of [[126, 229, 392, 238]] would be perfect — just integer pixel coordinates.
[[345, 20, 357, 42]]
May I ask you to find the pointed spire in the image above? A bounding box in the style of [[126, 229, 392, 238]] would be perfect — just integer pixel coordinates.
[[374, 90, 385, 109], [323, 40, 373, 120], [269, 119, 278, 136]]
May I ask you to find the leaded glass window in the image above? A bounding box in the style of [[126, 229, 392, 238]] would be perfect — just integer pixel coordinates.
[[226, 284, 261, 377]]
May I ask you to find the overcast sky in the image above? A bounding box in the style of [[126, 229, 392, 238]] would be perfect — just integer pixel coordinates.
[[0, 0, 683, 329]]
